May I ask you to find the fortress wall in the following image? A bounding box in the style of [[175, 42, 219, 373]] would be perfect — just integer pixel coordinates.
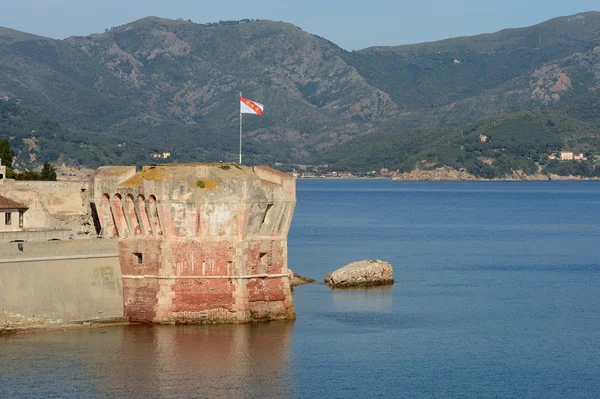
[[1, 179, 92, 234], [7, 180, 89, 214], [0, 228, 71, 243], [0, 164, 297, 329], [91, 164, 297, 324], [0, 239, 123, 329]]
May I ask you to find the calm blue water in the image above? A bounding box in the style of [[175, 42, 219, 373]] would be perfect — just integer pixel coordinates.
[[2, 180, 600, 398]]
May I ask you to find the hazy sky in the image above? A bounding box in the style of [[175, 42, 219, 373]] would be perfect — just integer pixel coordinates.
[[1, 0, 598, 50]]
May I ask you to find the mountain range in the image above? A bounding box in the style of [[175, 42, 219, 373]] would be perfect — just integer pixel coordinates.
[[1, 12, 600, 176]]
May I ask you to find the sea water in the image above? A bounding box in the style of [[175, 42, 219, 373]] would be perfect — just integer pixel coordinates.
[[1, 180, 599, 398]]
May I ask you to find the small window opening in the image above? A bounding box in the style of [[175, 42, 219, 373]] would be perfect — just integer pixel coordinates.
[[5, 213, 11, 225], [259, 252, 269, 274], [18, 211, 23, 228], [261, 204, 274, 225], [133, 252, 143, 264]]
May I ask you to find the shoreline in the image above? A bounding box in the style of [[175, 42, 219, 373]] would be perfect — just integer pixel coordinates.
[[296, 176, 599, 181], [0, 318, 131, 335], [294, 165, 600, 182]]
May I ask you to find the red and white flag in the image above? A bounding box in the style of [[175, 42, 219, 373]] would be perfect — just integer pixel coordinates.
[[240, 96, 264, 116]]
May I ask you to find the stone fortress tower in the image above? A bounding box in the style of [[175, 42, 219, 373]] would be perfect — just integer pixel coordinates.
[[90, 163, 296, 323]]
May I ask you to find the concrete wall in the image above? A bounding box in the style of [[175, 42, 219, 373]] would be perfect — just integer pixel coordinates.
[[0, 239, 123, 328], [0, 228, 72, 243]]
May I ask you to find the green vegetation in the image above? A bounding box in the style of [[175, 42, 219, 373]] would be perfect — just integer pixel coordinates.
[[347, 12, 600, 111], [0, 100, 148, 168], [0, 138, 14, 168], [0, 137, 57, 180], [41, 162, 57, 181], [12, 169, 52, 181], [1, 17, 382, 165], [1, 13, 600, 177], [543, 159, 600, 177], [320, 90, 600, 178], [196, 180, 206, 188]]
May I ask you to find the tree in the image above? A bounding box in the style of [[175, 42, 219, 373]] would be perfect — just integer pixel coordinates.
[[14, 170, 40, 181], [40, 162, 57, 181], [0, 138, 14, 168]]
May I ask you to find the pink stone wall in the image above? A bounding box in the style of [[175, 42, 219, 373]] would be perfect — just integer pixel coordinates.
[[94, 164, 296, 324]]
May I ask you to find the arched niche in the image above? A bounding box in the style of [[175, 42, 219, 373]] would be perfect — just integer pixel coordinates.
[[125, 194, 142, 236], [112, 193, 129, 238], [137, 194, 152, 236], [148, 195, 163, 236], [101, 193, 117, 238]]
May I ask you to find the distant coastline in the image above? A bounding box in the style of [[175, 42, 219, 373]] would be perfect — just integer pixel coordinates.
[[296, 174, 600, 182]]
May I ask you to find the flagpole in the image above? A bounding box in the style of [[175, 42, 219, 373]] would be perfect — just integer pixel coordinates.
[[239, 91, 243, 165]]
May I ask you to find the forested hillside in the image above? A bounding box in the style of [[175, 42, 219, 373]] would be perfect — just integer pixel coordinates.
[[320, 90, 600, 178], [0, 12, 600, 174], [0, 100, 141, 168]]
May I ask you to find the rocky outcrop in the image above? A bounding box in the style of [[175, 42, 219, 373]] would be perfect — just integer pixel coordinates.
[[325, 260, 394, 288], [391, 166, 477, 181], [548, 173, 577, 181], [391, 167, 600, 181], [288, 269, 316, 288]]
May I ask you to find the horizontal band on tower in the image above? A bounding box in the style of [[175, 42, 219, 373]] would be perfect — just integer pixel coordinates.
[[121, 272, 291, 280]]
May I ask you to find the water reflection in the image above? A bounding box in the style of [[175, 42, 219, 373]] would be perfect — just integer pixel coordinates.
[[119, 322, 294, 398], [1, 322, 294, 399], [331, 285, 394, 312]]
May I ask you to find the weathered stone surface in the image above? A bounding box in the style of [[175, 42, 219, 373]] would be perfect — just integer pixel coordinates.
[[288, 269, 316, 288], [391, 166, 477, 181], [0, 239, 123, 328], [548, 173, 577, 181], [91, 163, 296, 324], [0, 179, 93, 235], [0, 163, 296, 329], [325, 260, 394, 288], [391, 166, 599, 181]]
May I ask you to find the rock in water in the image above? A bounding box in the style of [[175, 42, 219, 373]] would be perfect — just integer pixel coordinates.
[[325, 260, 394, 288], [288, 269, 316, 288]]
